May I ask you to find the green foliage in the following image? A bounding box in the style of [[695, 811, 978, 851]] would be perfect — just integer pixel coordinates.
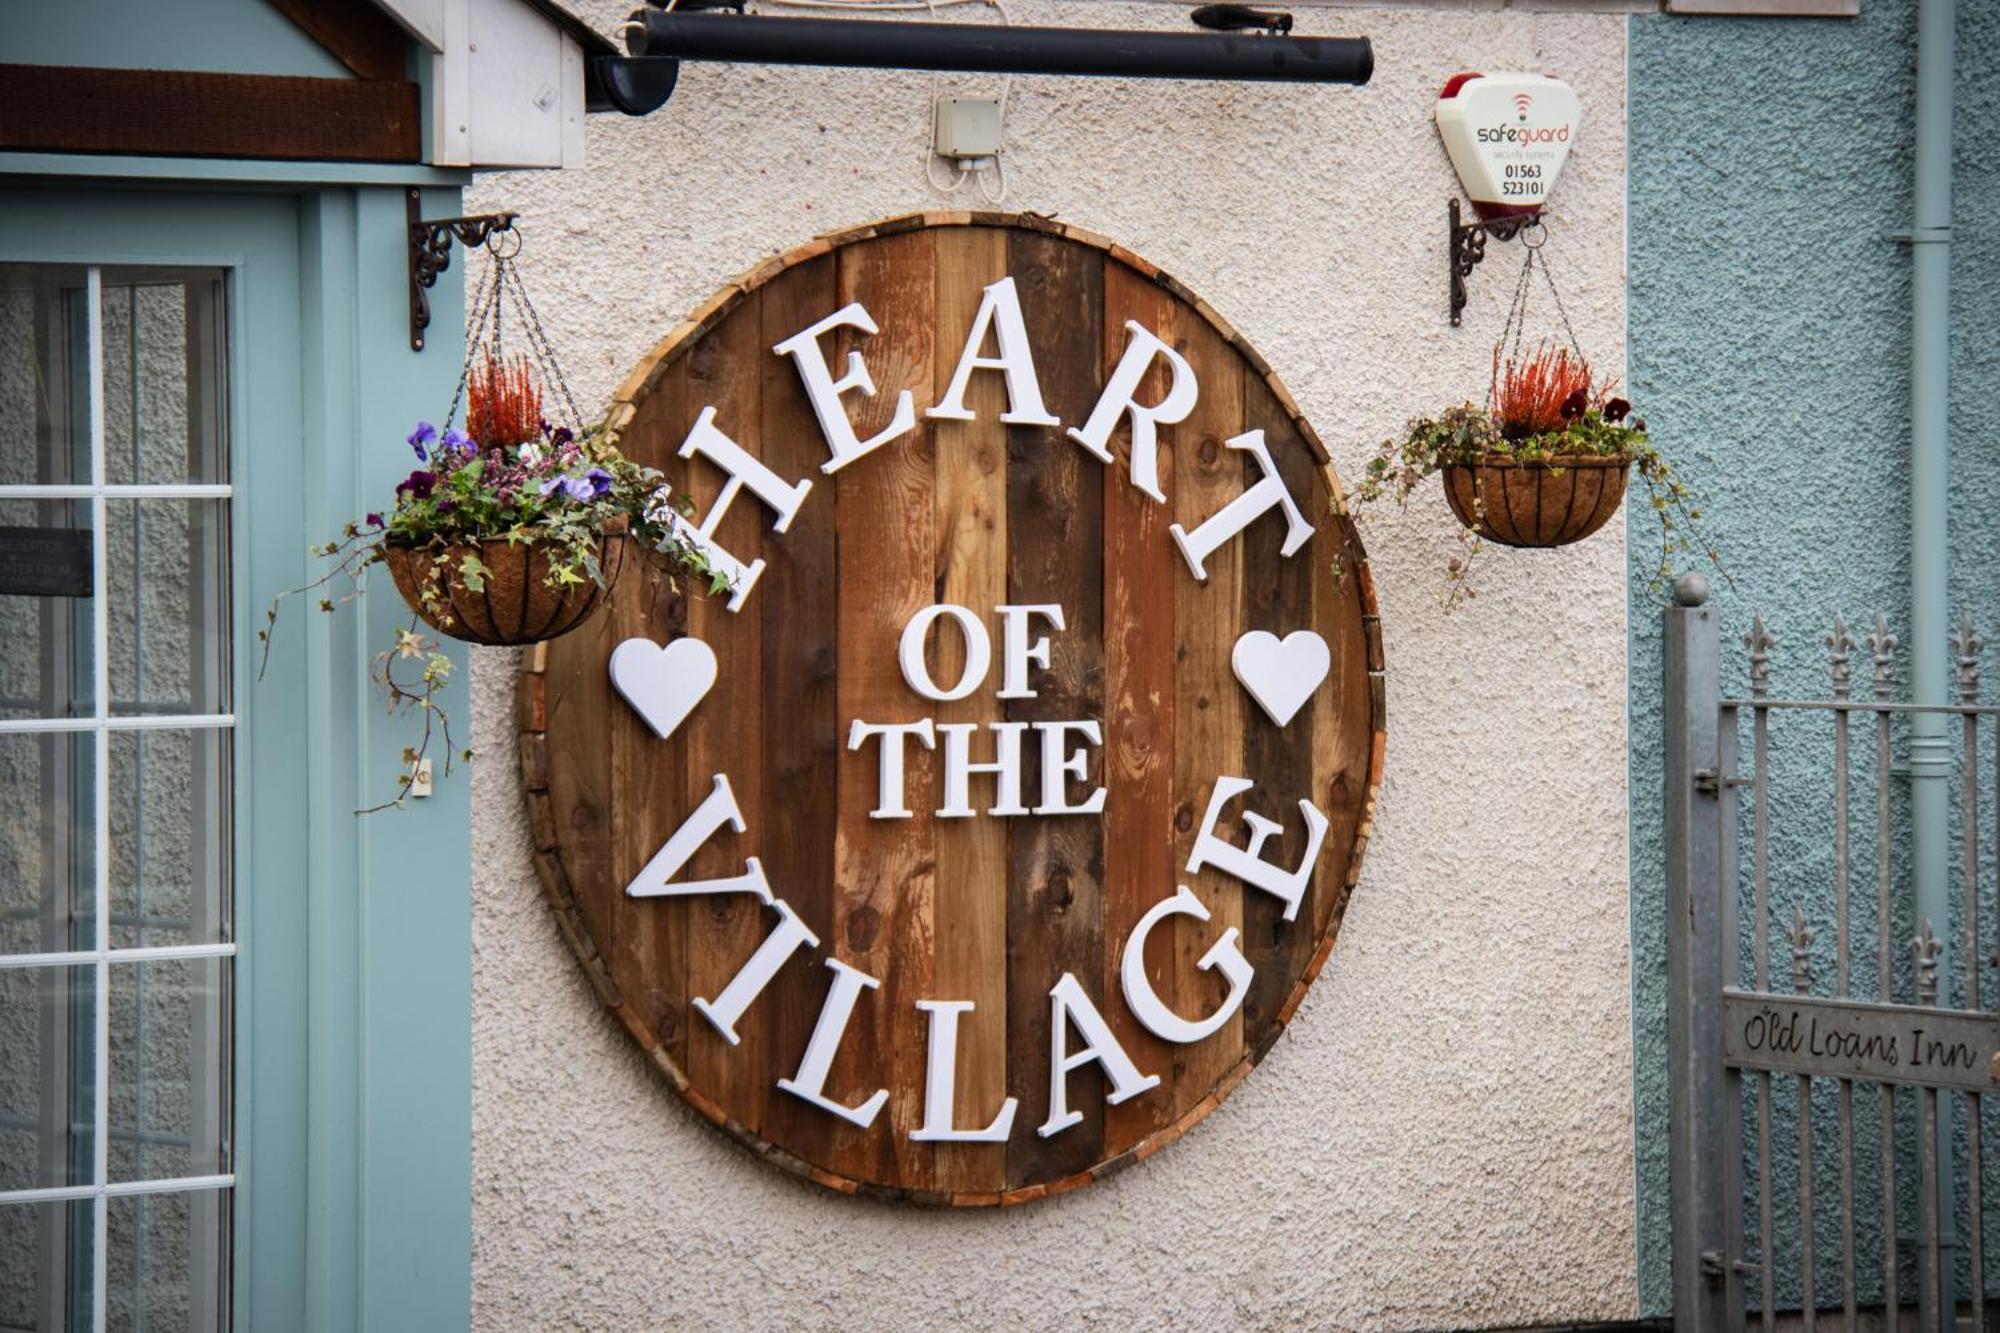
[[261, 416, 730, 813], [1351, 401, 1724, 611]]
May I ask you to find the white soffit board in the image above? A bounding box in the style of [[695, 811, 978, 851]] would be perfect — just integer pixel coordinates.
[[561, 33, 586, 169], [469, 0, 571, 167], [379, 0, 591, 168], [373, 0, 447, 52]]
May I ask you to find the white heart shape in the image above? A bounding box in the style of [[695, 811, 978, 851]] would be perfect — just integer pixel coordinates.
[[1231, 630, 1331, 728], [609, 636, 718, 741]]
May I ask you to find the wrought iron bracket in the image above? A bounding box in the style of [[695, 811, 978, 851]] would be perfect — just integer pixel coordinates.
[[1448, 197, 1539, 328], [407, 187, 517, 352]]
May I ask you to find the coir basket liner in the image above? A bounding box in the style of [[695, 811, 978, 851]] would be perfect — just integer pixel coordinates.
[[383, 533, 626, 646], [1441, 455, 1631, 549]]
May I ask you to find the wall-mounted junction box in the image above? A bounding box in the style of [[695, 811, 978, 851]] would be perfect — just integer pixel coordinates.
[[933, 96, 1003, 162]]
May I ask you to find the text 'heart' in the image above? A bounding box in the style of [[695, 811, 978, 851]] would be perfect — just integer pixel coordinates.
[[609, 636, 718, 741], [1231, 630, 1330, 728]]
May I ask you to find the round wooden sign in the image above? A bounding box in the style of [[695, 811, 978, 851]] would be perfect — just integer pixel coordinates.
[[520, 212, 1385, 1205]]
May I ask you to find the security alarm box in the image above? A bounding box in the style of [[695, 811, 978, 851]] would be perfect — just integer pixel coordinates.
[[1436, 72, 1581, 221]]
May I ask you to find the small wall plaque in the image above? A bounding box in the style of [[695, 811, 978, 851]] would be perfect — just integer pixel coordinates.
[[0, 527, 91, 598]]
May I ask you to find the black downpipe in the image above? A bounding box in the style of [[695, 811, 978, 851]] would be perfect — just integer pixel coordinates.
[[604, 10, 1369, 113]]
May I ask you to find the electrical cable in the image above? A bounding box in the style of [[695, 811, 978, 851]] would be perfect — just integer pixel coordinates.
[[637, 0, 1016, 199]]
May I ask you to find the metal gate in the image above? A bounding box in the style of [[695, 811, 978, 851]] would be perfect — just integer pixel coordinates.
[[1665, 578, 2000, 1331]]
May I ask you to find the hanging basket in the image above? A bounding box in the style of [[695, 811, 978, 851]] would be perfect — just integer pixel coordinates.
[[377, 223, 635, 648], [383, 529, 628, 647], [1441, 455, 1631, 549]]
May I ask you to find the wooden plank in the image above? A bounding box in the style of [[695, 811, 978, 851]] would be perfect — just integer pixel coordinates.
[[927, 225, 1012, 1194], [1003, 226, 1107, 1186], [1238, 372, 1318, 1047], [1099, 260, 1179, 1151], [613, 358, 694, 1077], [265, 0, 410, 81], [1310, 498, 1376, 951], [754, 252, 841, 1169], [1168, 294, 1248, 1118], [0, 65, 420, 162], [831, 228, 938, 1192], [681, 288, 772, 1139], [541, 573, 618, 1002]]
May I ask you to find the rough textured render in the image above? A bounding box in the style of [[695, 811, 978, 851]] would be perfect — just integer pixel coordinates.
[[1625, 0, 2000, 1311], [468, 5, 1636, 1327]]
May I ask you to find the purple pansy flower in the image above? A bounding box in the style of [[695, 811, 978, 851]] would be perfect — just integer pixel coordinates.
[[585, 467, 613, 498], [441, 426, 474, 456], [396, 469, 437, 500], [364, 512, 384, 529], [537, 474, 597, 503], [407, 421, 437, 460]]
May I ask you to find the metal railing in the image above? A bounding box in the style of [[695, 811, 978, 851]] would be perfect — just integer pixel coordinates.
[[1666, 577, 1998, 1332]]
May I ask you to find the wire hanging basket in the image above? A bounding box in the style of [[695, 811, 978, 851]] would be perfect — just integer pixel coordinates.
[[384, 227, 630, 646], [1441, 222, 1632, 550]]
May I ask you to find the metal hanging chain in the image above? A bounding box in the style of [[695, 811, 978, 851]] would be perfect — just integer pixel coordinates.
[[1534, 232, 1585, 364], [1489, 220, 1587, 407], [443, 226, 583, 435], [444, 251, 504, 431], [498, 253, 582, 430]]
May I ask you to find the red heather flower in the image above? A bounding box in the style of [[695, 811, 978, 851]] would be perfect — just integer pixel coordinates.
[[468, 354, 544, 448], [1492, 343, 1596, 439]]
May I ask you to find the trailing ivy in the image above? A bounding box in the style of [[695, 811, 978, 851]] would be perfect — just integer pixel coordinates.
[[1353, 345, 1724, 610]]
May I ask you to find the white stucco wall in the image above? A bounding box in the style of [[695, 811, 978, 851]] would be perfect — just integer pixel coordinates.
[[467, 5, 1636, 1327]]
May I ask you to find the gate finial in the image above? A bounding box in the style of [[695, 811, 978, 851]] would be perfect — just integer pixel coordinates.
[[1865, 613, 1898, 701], [1787, 905, 1814, 993], [1952, 611, 1983, 705], [1827, 614, 1856, 700], [1915, 919, 1943, 1006], [1745, 614, 1776, 699]]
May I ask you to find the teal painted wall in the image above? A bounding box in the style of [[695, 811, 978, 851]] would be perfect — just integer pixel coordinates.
[[0, 172, 472, 1329], [1628, 0, 2000, 1314], [295, 183, 474, 1333], [0, 0, 352, 76]]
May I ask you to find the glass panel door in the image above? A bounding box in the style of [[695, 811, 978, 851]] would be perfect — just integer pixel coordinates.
[[0, 264, 234, 1333]]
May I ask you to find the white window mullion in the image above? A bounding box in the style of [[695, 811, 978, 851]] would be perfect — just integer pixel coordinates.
[[0, 1173, 236, 1208], [86, 264, 113, 1333], [0, 713, 237, 736], [0, 484, 233, 501], [0, 941, 239, 971]]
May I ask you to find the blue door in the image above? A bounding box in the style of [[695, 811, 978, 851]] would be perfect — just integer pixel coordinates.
[[0, 179, 473, 1333], [0, 185, 311, 1332]]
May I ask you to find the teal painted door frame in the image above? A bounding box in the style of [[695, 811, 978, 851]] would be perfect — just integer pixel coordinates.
[[0, 180, 473, 1330]]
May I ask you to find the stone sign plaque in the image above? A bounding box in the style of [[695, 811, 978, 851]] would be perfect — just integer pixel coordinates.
[[1723, 990, 2000, 1094]]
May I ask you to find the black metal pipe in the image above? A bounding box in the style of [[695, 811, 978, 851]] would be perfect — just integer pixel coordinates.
[[623, 10, 1372, 85]]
